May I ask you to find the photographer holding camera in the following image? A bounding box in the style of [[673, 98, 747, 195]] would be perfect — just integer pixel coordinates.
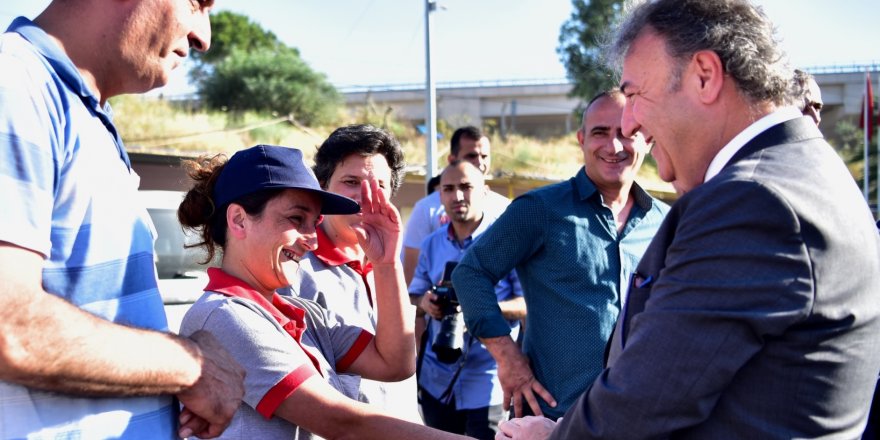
[[409, 161, 525, 439]]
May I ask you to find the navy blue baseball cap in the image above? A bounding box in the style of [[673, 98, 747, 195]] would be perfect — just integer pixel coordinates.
[[213, 145, 360, 215]]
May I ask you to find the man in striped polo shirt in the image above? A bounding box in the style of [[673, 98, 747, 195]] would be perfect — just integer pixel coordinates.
[[0, 1, 245, 439]]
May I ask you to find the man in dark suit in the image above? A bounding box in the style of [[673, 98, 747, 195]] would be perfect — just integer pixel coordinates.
[[497, 1, 880, 439]]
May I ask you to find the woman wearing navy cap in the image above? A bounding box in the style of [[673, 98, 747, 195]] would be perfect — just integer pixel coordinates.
[[176, 145, 465, 439]]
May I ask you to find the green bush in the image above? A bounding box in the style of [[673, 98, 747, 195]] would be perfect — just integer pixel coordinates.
[[198, 48, 341, 126]]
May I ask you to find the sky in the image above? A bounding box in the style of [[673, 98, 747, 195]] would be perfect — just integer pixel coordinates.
[[1, 0, 878, 96]]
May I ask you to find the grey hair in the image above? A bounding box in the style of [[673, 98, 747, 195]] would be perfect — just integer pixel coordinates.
[[604, 0, 791, 105], [790, 69, 814, 110]]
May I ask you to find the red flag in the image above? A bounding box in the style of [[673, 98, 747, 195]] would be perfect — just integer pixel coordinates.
[[860, 72, 874, 143]]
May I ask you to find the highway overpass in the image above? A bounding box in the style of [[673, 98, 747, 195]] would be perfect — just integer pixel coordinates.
[[341, 64, 880, 144]]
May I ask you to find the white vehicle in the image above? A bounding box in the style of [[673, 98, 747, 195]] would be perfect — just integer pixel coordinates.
[[139, 190, 213, 333]]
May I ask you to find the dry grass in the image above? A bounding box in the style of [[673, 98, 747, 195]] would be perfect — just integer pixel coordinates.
[[112, 95, 327, 160], [111, 95, 672, 194]]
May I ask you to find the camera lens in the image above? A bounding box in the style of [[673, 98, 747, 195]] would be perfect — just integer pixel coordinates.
[[432, 312, 465, 363]]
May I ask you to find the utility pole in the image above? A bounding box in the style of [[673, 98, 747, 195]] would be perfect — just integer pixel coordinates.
[[424, 0, 438, 181], [865, 71, 872, 201]]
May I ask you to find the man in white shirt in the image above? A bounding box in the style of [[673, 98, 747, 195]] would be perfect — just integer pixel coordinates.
[[403, 126, 509, 285]]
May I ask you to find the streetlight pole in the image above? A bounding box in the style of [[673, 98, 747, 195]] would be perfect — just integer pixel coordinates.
[[424, 0, 438, 181]]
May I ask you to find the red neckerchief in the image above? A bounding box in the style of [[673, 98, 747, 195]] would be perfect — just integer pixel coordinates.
[[313, 226, 374, 307], [203, 267, 322, 376]]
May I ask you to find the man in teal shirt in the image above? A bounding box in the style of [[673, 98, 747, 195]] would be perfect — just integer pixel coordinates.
[[453, 90, 668, 420]]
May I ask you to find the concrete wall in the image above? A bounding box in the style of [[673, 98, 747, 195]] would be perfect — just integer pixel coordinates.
[[810, 71, 879, 146], [343, 71, 879, 141], [344, 81, 582, 138]]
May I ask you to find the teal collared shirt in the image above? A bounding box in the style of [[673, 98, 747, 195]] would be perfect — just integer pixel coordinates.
[[453, 167, 669, 419]]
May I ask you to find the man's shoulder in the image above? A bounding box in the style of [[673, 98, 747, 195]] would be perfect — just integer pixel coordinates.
[[670, 172, 801, 237], [705, 132, 831, 201], [511, 177, 576, 207], [478, 181, 570, 225], [482, 188, 509, 214], [421, 224, 452, 251], [487, 188, 510, 203], [701, 135, 870, 229], [1, 30, 36, 58], [534, 176, 577, 195], [0, 31, 52, 83], [403, 192, 445, 248], [0, 28, 52, 73], [0, 30, 75, 137], [412, 191, 441, 210]]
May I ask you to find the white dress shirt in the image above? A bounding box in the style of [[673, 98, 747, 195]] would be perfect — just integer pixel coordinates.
[[704, 106, 803, 183]]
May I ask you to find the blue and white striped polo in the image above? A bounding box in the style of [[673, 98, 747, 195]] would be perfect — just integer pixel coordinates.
[[0, 17, 176, 439]]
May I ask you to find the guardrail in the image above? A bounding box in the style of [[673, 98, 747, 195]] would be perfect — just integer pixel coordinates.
[[337, 78, 572, 94], [337, 63, 880, 93], [138, 62, 880, 101], [802, 63, 880, 75]]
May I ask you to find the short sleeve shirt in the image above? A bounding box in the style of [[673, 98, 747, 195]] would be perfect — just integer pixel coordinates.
[[288, 227, 420, 419], [181, 268, 373, 440], [0, 18, 174, 439], [294, 227, 376, 331]]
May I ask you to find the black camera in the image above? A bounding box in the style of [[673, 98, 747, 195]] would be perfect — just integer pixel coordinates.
[[431, 261, 465, 363]]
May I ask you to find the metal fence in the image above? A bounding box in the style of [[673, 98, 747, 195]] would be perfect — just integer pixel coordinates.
[[136, 62, 880, 100], [802, 63, 880, 75]]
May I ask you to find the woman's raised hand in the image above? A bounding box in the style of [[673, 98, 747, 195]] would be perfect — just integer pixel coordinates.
[[352, 178, 402, 265]]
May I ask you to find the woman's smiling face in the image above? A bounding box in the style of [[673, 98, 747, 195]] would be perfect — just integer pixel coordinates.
[[236, 189, 322, 292]]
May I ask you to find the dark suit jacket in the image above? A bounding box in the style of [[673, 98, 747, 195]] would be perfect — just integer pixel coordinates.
[[551, 117, 880, 439]]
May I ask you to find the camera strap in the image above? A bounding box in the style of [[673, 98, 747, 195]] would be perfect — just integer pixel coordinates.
[[438, 334, 477, 405], [416, 323, 429, 383]]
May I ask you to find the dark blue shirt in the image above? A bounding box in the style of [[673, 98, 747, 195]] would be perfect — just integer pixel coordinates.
[[453, 168, 669, 418]]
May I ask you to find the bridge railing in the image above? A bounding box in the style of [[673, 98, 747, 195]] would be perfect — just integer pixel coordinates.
[[802, 63, 880, 75], [337, 78, 571, 94], [338, 63, 880, 94]]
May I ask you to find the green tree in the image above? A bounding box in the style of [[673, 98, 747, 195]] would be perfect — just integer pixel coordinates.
[[557, 0, 625, 100], [192, 11, 294, 65], [199, 48, 340, 125], [834, 119, 864, 153], [191, 11, 339, 125]]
